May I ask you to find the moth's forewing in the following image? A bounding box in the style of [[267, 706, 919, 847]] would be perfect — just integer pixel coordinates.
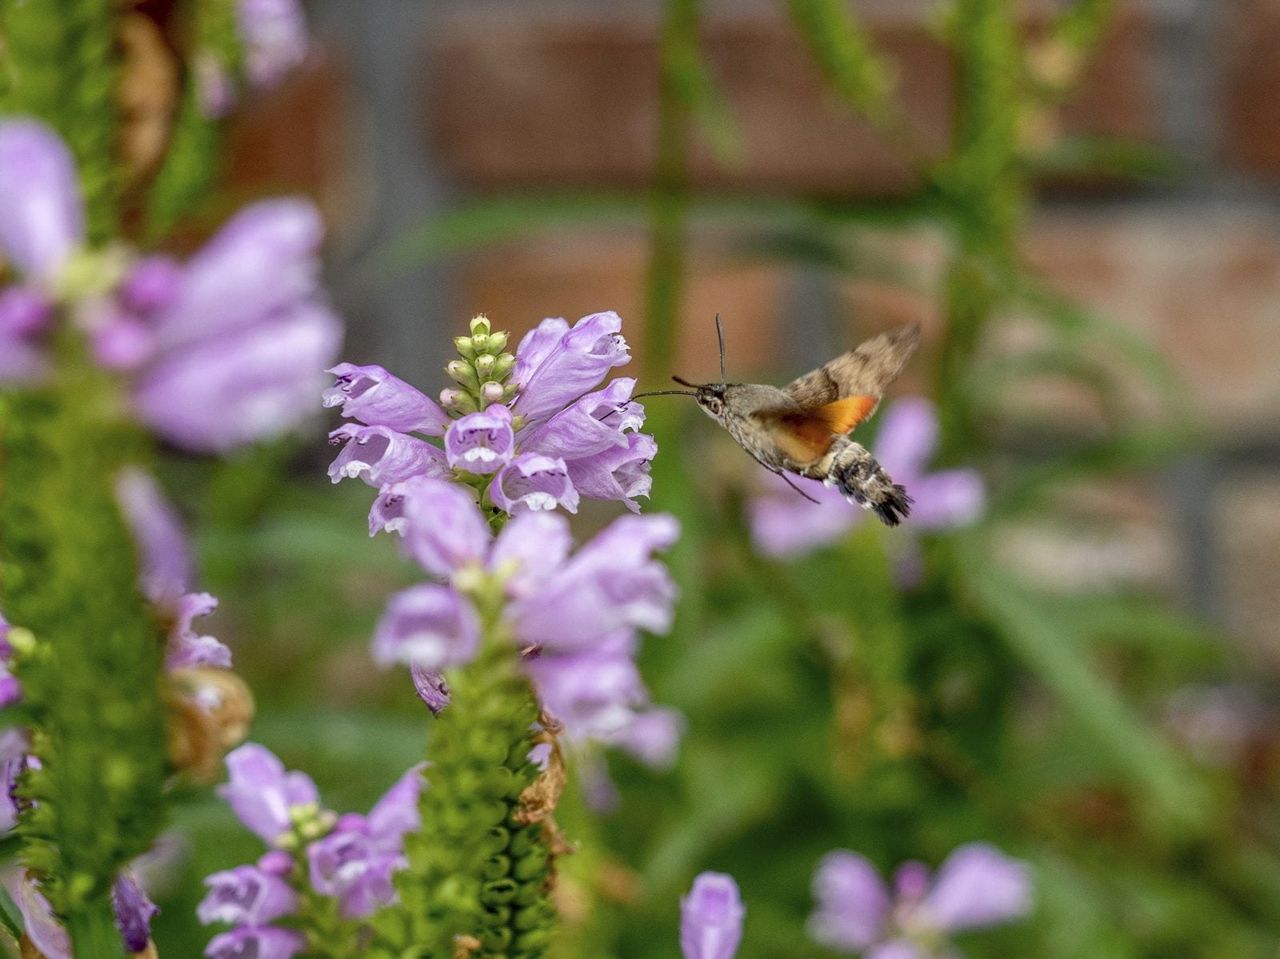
[[758, 396, 877, 465], [782, 324, 921, 409]]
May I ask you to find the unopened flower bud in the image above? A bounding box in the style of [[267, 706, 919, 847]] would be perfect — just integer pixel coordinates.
[[493, 353, 515, 378], [486, 330, 509, 353], [454, 335, 477, 360], [475, 353, 496, 378], [480, 381, 506, 406], [471, 333, 490, 353], [470, 314, 491, 337], [447, 359, 479, 390]]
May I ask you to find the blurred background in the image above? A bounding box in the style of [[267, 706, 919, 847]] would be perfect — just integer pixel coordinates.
[[128, 0, 1280, 956]]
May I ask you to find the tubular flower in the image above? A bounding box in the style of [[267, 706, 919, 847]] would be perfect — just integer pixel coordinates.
[[681, 872, 745, 959], [203, 746, 425, 948], [0, 119, 342, 452], [369, 476, 679, 760], [326, 313, 656, 524], [809, 844, 1033, 958]]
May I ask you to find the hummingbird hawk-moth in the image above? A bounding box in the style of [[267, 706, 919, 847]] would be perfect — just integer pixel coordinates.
[[638, 318, 922, 526]]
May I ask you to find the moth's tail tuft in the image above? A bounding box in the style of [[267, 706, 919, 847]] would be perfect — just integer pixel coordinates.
[[824, 440, 913, 527]]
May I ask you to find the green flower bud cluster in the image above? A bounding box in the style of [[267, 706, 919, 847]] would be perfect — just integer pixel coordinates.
[[441, 316, 518, 416], [390, 616, 559, 959]]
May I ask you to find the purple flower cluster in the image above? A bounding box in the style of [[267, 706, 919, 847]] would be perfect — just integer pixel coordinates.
[[326, 312, 655, 522], [199, 743, 424, 957], [809, 843, 1032, 958], [197, 0, 311, 117], [748, 398, 984, 580], [0, 120, 341, 452], [372, 476, 681, 763]]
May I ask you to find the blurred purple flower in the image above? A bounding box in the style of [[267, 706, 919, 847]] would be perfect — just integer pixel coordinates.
[[372, 583, 481, 670], [0, 121, 83, 282], [112, 873, 159, 952], [748, 398, 984, 574], [1, 869, 70, 959], [166, 592, 232, 670], [809, 843, 1032, 957], [198, 865, 298, 927], [237, 0, 310, 90], [218, 744, 324, 846], [206, 925, 306, 959], [680, 872, 745, 959], [115, 466, 193, 607]]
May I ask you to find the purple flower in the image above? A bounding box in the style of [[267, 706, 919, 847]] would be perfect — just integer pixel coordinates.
[[490, 453, 579, 514], [680, 872, 745, 959], [115, 467, 193, 607], [445, 404, 516, 474], [564, 432, 657, 513], [0, 121, 83, 282], [206, 925, 306, 959], [401, 477, 491, 577], [218, 744, 324, 846], [328, 424, 447, 488], [411, 664, 451, 714], [112, 873, 159, 952], [748, 398, 984, 569], [324, 363, 449, 435], [1, 869, 70, 959], [237, 0, 310, 90], [372, 583, 480, 669], [1, 728, 30, 833], [305, 765, 423, 918], [809, 844, 1032, 956], [198, 866, 298, 926], [511, 312, 630, 424], [165, 592, 232, 670]]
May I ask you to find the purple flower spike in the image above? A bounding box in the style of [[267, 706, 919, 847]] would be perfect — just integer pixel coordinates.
[[167, 592, 232, 670], [512, 312, 631, 424], [373, 584, 480, 670], [922, 842, 1032, 932], [324, 363, 449, 435], [115, 467, 193, 607], [197, 865, 298, 926], [237, 0, 310, 90], [400, 477, 492, 577], [112, 874, 158, 953], [411, 663, 451, 715], [327, 424, 447, 488], [218, 744, 321, 846], [680, 872, 745, 959], [445, 405, 516, 475], [809, 851, 891, 951], [489, 453, 579, 514], [0, 120, 85, 281], [206, 925, 306, 959]]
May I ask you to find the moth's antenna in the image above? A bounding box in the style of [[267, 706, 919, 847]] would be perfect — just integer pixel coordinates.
[[715, 313, 726, 384]]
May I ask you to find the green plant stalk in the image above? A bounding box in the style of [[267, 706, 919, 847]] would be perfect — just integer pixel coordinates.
[[0, 337, 167, 959], [0, 0, 121, 240], [392, 603, 557, 959]]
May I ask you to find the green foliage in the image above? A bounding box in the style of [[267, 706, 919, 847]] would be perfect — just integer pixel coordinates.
[[0, 342, 167, 958]]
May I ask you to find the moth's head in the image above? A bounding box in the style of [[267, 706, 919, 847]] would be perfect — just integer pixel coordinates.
[[672, 376, 730, 420]]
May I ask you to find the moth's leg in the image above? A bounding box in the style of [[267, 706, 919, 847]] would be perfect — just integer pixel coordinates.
[[746, 450, 822, 504]]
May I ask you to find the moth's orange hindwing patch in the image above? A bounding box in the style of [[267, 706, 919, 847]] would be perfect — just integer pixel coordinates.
[[812, 395, 877, 435]]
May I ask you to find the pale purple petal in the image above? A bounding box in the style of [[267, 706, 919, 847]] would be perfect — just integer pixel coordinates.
[[905, 470, 985, 530], [120, 256, 183, 315], [399, 477, 491, 577], [166, 592, 232, 670], [490, 453, 579, 515], [237, 0, 310, 90], [527, 647, 647, 742], [866, 941, 926, 959], [747, 470, 855, 558], [873, 397, 938, 479], [564, 432, 655, 512], [306, 828, 401, 919], [372, 584, 480, 670], [808, 851, 890, 951], [411, 664, 451, 715], [197, 865, 298, 926], [0, 285, 53, 336], [680, 872, 744, 959], [327, 424, 446, 489], [91, 309, 156, 371], [511, 312, 631, 423], [605, 707, 684, 769], [0, 121, 84, 281], [115, 467, 192, 605], [324, 363, 449, 435], [518, 377, 643, 461], [489, 510, 571, 596], [510, 318, 568, 387], [206, 926, 305, 959], [1, 870, 70, 959], [112, 874, 158, 952], [152, 198, 323, 350], [366, 764, 425, 849], [137, 300, 342, 452], [445, 405, 515, 474], [218, 743, 320, 846], [922, 843, 1032, 932]]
